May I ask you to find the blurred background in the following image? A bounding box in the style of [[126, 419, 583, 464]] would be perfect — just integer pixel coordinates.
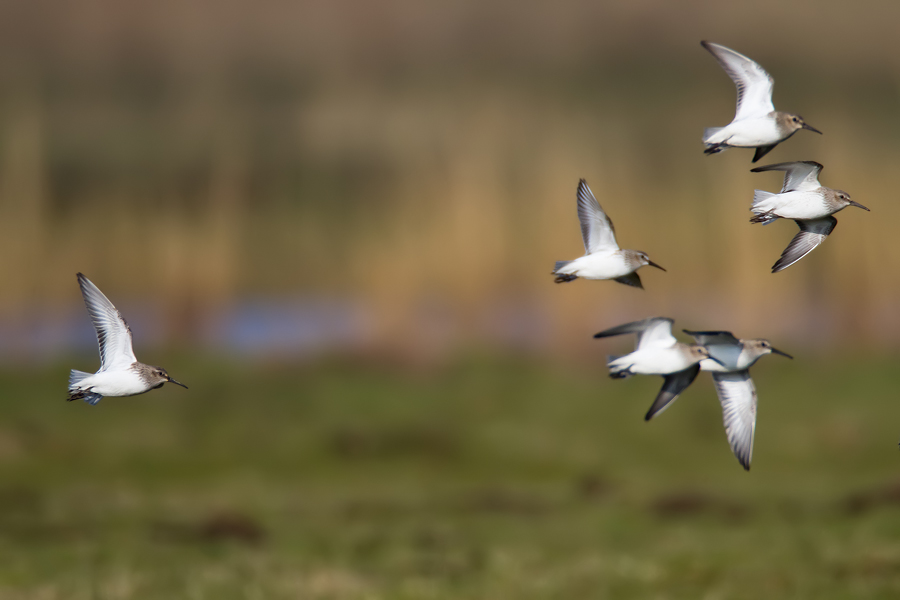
[[1, 1, 900, 598]]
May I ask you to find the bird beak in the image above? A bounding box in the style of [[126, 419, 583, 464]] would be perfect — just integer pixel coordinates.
[[848, 200, 870, 211], [801, 123, 822, 134], [771, 347, 793, 359], [647, 260, 666, 272], [167, 376, 188, 389]]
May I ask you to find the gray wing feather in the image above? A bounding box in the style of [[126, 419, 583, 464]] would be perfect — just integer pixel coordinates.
[[701, 41, 774, 121], [712, 370, 757, 470], [577, 179, 619, 254], [683, 330, 742, 369], [772, 217, 837, 273], [751, 161, 823, 192], [644, 364, 700, 421], [77, 273, 137, 370]]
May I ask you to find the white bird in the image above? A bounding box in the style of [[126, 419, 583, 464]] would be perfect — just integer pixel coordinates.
[[701, 41, 821, 162], [553, 179, 665, 288], [67, 273, 187, 405], [684, 330, 793, 471], [593, 318, 719, 420], [750, 161, 869, 272]]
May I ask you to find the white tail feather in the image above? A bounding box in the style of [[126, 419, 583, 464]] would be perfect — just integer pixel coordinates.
[[703, 127, 724, 143], [751, 190, 778, 216], [68, 370, 92, 389]]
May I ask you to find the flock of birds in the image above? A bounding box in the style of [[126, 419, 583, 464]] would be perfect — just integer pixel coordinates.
[[63, 41, 866, 472], [551, 41, 868, 470]]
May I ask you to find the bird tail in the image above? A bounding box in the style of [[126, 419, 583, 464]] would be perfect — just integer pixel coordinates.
[[750, 191, 779, 224], [67, 370, 103, 405], [68, 370, 92, 388], [607, 355, 632, 379], [702, 127, 724, 144], [552, 261, 577, 283]]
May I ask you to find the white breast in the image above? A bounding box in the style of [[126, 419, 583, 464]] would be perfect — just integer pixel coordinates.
[[568, 251, 632, 279], [770, 190, 831, 220]]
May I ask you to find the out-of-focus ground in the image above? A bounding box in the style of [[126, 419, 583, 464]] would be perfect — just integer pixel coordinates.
[[2, 355, 900, 598], [1, 1, 900, 597]]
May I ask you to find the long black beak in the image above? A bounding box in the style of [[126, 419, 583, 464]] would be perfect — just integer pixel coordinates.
[[771, 348, 793, 359], [167, 376, 188, 389], [802, 123, 822, 134], [647, 260, 666, 272], [849, 200, 870, 211]]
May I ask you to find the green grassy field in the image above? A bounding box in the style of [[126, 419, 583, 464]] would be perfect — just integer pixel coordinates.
[[0, 352, 899, 599]]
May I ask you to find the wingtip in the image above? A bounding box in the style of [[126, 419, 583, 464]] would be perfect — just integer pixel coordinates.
[[577, 179, 593, 198]]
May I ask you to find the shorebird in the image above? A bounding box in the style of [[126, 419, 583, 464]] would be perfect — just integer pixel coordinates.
[[684, 330, 793, 471], [67, 273, 187, 405], [701, 41, 821, 162], [593, 318, 719, 420], [750, 161, 869, 272], [552, 179, 665, 288]]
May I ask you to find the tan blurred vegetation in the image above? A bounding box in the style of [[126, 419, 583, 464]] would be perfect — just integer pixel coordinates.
[[0, 0, 898, 355]]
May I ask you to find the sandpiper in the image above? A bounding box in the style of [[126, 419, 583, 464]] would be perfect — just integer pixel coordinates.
[[684, 330, 793, 471], [701, 41, 821, 162], [67, 273, 187, 405], [593, 317, 719, 421], [750, 161, 869, 272], [553, 179, 665, 288]]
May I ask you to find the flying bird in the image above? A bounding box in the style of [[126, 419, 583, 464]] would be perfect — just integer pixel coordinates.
[[67, 273, 187, 405], [750, 161, 869, 272], [684, 330, 793, 470], [701, 41, 821, 162], [594, 317, 719, 420], [553, 179, 665, 288]]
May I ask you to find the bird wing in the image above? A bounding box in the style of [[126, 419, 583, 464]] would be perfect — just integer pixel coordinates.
[[712, 370, 757, 471], [683, 330, 742, 369], [614, 272, 643, 289], [772, 216, 837, 273], [682, 330, 740, 347], [635, 318, 678, 349], [594, 317, 675, 350], [701, 41, 774, 121], [77, 273, 137, 370], [576, 179, 619, 254], [644, 364, 701, 421], [751, 161, 824, 192]]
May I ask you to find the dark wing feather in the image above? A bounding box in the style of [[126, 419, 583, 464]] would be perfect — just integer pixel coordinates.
[[682, 330, 740, 347], [614, 272, 643, 289], [644, 364, 700, 421]]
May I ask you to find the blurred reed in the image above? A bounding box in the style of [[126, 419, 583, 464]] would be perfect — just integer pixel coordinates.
[[0, 0, 898, 358]]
